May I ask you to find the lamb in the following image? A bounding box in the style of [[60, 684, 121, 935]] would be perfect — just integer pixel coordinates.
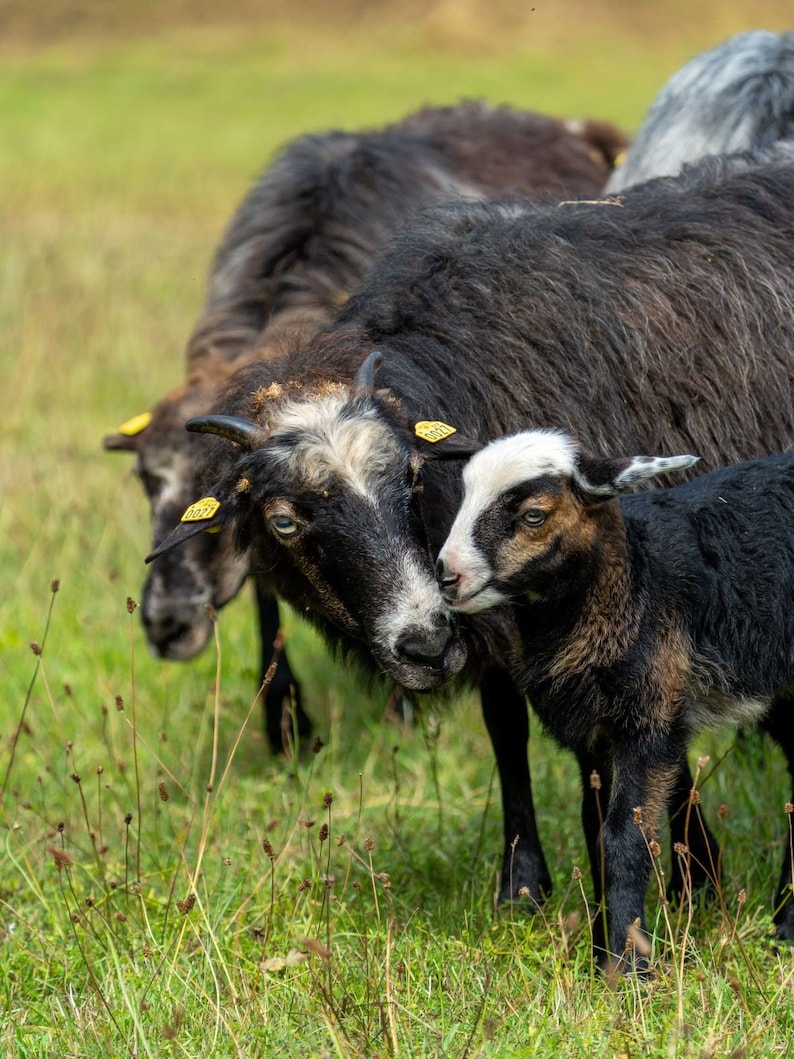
[[437, 429, 794, 969], [606, 29, 794, 192], [104, 100, 626, 753], [150, 145, 794, 910]]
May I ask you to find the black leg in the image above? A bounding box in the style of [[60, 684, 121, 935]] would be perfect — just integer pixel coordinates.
[[762, 699, 794, 941], [480, 668, 552, 907], [255, 581, 313, 753]]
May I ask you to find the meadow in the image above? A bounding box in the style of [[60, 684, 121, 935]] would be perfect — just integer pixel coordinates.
[[2, 2, 794, 1055]]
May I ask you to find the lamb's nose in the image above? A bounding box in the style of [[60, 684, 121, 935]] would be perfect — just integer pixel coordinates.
[[435, 557, 460, 598]]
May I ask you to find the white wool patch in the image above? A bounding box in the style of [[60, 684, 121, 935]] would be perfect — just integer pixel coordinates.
[[373, 545, 448, 653], [266, 391, 403, 502], [142, 446, 196, 510], [458, 430, 576, 526]]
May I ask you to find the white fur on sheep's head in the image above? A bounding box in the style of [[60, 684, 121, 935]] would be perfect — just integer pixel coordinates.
[[104, 382, 251, 661], [146, 351, 473, 692], [436, 429, 698, 613]]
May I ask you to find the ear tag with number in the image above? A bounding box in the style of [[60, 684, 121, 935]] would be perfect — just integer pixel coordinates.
[[414, 420, 457, 443], [117, 411, 153, 436], [181, 497, 222, 523]]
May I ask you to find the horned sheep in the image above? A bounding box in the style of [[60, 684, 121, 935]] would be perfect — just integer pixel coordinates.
[[437, 429, 794, 969], [105, 100, 626, 753], [606, 29, 794, 193], [153, 145, 794, 908]]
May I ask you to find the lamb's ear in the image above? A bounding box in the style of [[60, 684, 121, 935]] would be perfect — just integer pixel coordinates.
[[145, 492, 229, 563], [575, 453, 700, 498], [413, 420, 482, 461]]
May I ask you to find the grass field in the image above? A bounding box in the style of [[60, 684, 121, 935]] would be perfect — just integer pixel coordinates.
[[2, 3, 794, 1055]]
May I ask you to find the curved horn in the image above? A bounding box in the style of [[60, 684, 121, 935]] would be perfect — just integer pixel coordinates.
[[354, 350, 384, 390], [186, 415, 262, 448]]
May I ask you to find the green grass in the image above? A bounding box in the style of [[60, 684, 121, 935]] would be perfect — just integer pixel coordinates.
[[3, 8, 794, 1056]]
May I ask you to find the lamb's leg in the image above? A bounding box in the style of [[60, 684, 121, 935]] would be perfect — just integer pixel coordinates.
[[599, 737, 683, 973], [481, 668, 552, 907], [255, 581, 313, 753]]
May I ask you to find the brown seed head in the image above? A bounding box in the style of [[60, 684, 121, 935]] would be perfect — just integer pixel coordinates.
[[126, 597, 138, 613], [51, 579, 61, 593], [158, 781, 169, 802], [50, 847, 73, 870], [589, 770, 601, 790]]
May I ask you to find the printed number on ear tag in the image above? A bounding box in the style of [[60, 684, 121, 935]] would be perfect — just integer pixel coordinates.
[[118, 411, 153, 436], [181, 497, 221, 522], [415, 421, 457, 443]]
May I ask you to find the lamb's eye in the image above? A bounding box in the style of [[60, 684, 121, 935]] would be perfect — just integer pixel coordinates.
[[521, 509, 547, 529], [268, 514, 299, 538]]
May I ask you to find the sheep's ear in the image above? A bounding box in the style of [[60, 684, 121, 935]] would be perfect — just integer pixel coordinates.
[[145, 492, 229, 563], [575, 453, 700, 498], [103, 411, 153, 451], [414, 420, 482, 461]]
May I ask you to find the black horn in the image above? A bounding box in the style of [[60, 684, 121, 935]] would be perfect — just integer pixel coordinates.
[[186, 415, 262, 448], [354, 350, 384, 389]]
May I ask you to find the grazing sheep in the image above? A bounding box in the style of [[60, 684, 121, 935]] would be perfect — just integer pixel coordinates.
[[149, 145, 794, 908], [437, 429, 794, 969], [105, 100, 626, 753], [606, 29, 794, 192]]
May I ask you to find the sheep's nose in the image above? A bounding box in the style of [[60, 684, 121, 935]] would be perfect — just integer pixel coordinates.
[[435, 557, 460, 598], [395, 622, 454, 668]]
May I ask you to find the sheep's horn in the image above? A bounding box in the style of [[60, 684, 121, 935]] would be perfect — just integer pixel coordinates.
[[354, 350, 384, 389], [186, 415, 262, 448]]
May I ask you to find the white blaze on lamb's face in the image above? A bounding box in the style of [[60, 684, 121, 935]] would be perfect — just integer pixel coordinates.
[[438, 430, 578, 612]]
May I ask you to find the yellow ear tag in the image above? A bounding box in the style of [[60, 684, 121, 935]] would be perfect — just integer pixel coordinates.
[[415, 420, 457, 443], [117, 411, 153, 436], [181, 497, 221, 523]]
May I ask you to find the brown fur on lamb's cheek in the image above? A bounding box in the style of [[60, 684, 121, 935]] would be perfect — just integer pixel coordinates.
[[493, 489, 583, 585]]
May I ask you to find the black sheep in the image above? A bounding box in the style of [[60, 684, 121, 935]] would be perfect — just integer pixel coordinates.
[[438, 429, 794, 969], [152, 144, 794, 909]]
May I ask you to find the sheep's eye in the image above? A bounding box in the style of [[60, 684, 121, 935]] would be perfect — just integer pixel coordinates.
[[521, 509, 547, 529], [268, 514, 299, 539]]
